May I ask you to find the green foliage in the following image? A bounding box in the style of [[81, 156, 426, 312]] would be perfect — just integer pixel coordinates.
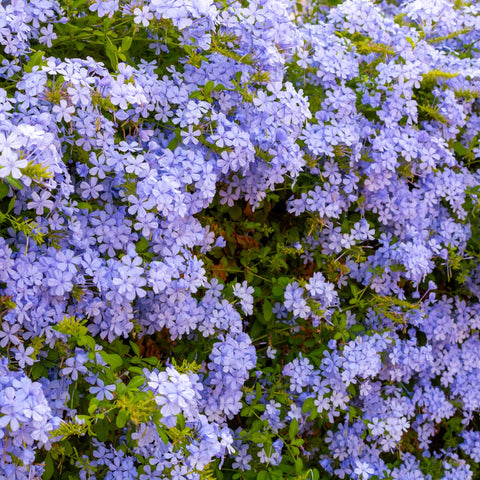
[[422, 69, 459, 87], [0, 191, 45, 246]]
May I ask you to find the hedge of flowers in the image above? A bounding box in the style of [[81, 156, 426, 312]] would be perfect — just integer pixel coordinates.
[[1, 0, 480, 478]]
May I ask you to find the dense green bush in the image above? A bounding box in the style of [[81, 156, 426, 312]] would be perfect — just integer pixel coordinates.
[[1, 0, 480, 479]]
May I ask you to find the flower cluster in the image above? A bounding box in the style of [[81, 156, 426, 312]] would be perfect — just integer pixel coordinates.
[[0, 357, 60, 477]]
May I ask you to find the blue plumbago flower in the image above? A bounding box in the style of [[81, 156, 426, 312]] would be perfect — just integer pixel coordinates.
[[284, 281, 311, 319], [11, 344, 35, 369], [353, 460, 374, 480], [147, 366, 202, 421], [258, 438, 283, 466], [0, 357, 61, 464], [232, 280, 254, 315], [60, 349, 89, 381], [89, 379, 116, 401]]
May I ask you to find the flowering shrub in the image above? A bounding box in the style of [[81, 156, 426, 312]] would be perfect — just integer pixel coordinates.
[[0, 0, 480, 478]]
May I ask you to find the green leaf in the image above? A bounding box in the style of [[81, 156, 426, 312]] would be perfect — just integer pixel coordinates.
[[100, 351, 123, 370], [128, 376, 145, 390], [263, 299, 273, 322], [129, 365, 144, 374], [136, 237, 149, 253], [257, 471, 270, 480], [0, 182, 9, 200], [5, 176, 22, 190], [453, 141, 467, 157], [44, 453, 55, 480], [63, 439, 73, 456], [310, 469, 320, 480], [204, 80, 215, 99], [95, 417, 111, 442], [289, 418, 298, 441], [241, 405, 253, 416], [295, 457, 304, 474], [229, 205, 243, 220], [76, 201, 94, 211], [250, 320, 264, 339], [78, 335, 96, 351], [167, 137, 178, 150], [116, 409, 129, 428], [349, 324, 365, 333], [302, 397, 315, 414], [129, 341, 140, 356], [105, 37, 118, 69], [31, 362, 47, 380], [250, 432, 267, 443], [88, 399, 99, 415], [121, 36, 133, 52], [255, 381, 263, 401], [25, 50, 45, 73], [272, 284, 284, 297], [158, 427, 169, 444], [189, 90, 204, 100], [204, 80, 215, 94], [144, 356, 159, 366], [116, 383, 128, 395], [7, 196, 15, 213]]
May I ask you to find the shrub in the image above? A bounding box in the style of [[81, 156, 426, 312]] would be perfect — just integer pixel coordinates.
[[0, 0, 480, 478]]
